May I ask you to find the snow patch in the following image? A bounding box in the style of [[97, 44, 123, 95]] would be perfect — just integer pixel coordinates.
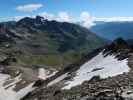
[[38, 68, 58, 80], [15, 83, 35, 100], [121, 88, 133, 99], [38, 68, 47, 80], [0, 73, 35, 100], [63, 52, 130, 89]]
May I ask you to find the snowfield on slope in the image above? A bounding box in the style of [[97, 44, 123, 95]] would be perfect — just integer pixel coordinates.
[[0, 67, 58, 100], [63, 52, 130, 89], [0, 73, 35, 100]]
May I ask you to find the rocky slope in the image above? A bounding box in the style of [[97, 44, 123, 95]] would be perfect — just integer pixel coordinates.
[[22, 38, 133, 100], [0, 37, 133, 100]]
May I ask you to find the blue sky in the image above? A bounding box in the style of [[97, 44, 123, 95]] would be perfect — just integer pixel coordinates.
[[0, 0, 133, 25], [0, 0, 133, 16]]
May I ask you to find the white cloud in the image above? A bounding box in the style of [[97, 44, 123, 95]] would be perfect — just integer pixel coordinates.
[[57, 12, 72, 22], [3, 10, 133, 29], [80, 11, 95, 28], [16, 4, 43, 13], [39, 12, 72, 22], [94, 17, 133, 22], [39, 12, 55, 21]]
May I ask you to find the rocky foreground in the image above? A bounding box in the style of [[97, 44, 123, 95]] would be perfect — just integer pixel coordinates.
[[0, 38, 131, 100]]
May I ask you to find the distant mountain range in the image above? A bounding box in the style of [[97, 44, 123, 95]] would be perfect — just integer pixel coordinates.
[[91, 21, 133, 41]]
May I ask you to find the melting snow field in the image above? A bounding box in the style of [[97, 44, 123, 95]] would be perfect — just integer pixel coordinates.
[[63, 52, 130, 89], [0, 73, 35, 100]]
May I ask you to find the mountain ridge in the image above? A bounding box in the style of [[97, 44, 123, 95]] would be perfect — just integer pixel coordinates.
[[0, 16, 106, 68]]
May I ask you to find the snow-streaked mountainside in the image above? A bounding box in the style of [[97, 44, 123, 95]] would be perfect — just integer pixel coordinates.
[[0, 65, 56, 100], [0, 38, 133, 100], [22, 38, 133, 100], [0, 73, 35, 100], [46, 50, 130, 90], [46, 38, 131, 89], [63, 51, 130, 89]]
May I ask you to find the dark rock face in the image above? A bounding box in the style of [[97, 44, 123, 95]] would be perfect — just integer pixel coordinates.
[[103, 38, 131, 61]]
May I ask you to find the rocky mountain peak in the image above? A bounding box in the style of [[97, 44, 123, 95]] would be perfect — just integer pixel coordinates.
[[17, 16, 48, 26], [103, 38, 130, 55], [35, 16, 44, 22], [113, 37, 129, 47]]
